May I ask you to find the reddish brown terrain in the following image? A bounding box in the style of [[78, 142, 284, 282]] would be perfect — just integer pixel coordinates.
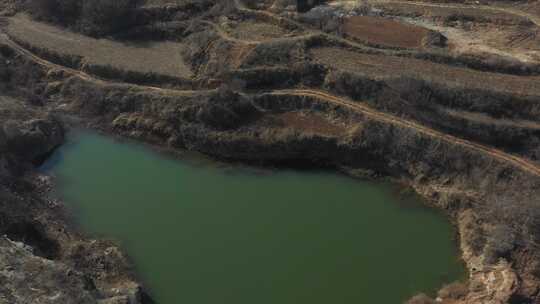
[[343, 15, 431, 48]]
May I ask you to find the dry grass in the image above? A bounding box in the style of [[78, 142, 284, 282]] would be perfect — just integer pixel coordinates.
[[254, 111, 347, 136], [442, 108, 540, 130], [310, 47, 540, 95], [228, 21, 291, 42], [6, 14, 193, 78], [343, 16, 430, 49]]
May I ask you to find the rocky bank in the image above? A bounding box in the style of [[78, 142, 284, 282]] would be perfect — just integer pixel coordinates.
[[0, 85, 148, 303]]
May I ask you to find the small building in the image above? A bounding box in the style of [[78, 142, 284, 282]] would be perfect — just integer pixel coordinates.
[[297, 0, 326, 13]]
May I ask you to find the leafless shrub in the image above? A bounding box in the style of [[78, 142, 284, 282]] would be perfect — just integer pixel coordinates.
[[484, 224, 516, 264]]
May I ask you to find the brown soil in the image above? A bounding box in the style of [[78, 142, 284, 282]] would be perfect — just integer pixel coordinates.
[[343, 16, 430, 49], [310, 47, 540, 95], [256, 111, 347, 136]]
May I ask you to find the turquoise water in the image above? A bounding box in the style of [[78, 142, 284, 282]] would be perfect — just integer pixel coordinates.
[[43, 131, 464, 304]]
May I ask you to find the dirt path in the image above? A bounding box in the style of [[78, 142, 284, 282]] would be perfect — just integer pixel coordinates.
[[269, 89, 540, 176], [0, 32, 200, 96], [3, 29, 540, 177]]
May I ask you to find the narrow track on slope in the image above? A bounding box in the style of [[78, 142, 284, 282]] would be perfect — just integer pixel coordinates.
[[269, 89, 540, 176], [3, 30, 540, 177], [0, 32, 202, 96]]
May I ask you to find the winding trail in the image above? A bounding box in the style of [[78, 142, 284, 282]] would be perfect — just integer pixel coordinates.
[[0, 33, 200, 96], [2, 28, 540, 177], [269, 89, 540, 176]]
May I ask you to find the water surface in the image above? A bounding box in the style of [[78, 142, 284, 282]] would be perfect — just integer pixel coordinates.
[[43, 132, 464, 304]]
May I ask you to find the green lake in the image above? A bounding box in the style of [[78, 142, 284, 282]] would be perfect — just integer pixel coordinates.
[[42, 131, 465, 304]]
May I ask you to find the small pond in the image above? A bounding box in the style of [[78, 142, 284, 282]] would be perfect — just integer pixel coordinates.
[[42, 131, 465, 304]]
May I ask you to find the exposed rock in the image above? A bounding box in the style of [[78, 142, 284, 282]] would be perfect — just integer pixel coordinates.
[[0, 90, 147, 303], [422, 30, 448, 48], [0, 236, 97, 304], [0, 182, 147, 304]]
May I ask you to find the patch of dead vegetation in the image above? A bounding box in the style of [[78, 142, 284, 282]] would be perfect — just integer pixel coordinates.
[[253, 111, 347, 136]]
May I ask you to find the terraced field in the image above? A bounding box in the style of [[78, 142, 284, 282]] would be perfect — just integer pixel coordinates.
[[6, 14, 193, 78], [372, 1, 531, 25], [363, 0, 540, 62], [342, 16, 431, 49], [310, 47, 540, 95]]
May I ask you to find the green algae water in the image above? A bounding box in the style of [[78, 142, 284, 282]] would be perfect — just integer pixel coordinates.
[[42, 131, 464, 304]]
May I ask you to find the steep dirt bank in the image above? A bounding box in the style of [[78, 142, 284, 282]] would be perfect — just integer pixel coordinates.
[[0, 45, 152, 303], [0, 108, 149, 303]]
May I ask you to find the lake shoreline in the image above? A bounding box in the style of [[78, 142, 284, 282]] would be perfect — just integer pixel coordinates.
[[43, 130, 465, 304]]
